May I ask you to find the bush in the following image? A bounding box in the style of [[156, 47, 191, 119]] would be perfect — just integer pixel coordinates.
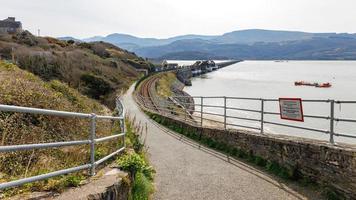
[[64, 175, 84, 187], [80, 73, 113, 99], [117, 153, 147, 175]]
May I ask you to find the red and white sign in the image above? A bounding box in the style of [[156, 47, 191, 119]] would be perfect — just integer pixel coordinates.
[[279, 98, 304, 122]]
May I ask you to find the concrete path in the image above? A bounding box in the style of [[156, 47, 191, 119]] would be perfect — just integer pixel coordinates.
[[122, 85, 322, 200]]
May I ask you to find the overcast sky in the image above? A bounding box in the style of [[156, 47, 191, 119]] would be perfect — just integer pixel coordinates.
[[1, 0, 355, 39]]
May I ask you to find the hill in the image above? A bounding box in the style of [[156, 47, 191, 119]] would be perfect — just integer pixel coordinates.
[[0, 31, 155, 108], [83, 29, 356, 60], [136, 36, 356, 60], [83, 33, 218, 51]]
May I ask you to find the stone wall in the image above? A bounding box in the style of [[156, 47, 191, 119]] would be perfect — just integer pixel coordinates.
[[176, 68, 192, 86], [153, 114, 356, 199]]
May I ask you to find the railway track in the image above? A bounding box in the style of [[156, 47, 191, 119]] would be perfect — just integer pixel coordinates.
[[137, 75, 160, 113], [136, 74, 199, 126]]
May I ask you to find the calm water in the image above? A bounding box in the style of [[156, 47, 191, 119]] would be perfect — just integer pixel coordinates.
[[179, 61, 356, 144]]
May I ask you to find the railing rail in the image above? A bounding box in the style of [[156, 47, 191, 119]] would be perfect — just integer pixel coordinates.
[[0, 99, 126, 190], [136, 95, 356, 144]]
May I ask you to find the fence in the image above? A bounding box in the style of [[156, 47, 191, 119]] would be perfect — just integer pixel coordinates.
[[136, 95, 356, 144], [0, 98, 126, 190]]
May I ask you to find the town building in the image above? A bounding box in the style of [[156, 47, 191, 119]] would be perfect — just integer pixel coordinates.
[[0, 17, 22, 34], [162, 60, 179, 70]]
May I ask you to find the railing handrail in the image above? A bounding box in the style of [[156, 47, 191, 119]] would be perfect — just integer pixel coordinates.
[[0, 104, 124, 119], [0, 100, 126, 190], [136, 94, 356, 144]]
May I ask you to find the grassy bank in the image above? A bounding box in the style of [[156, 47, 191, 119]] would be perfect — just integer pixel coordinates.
[[0, 61, 122, 197], [117, 117, 155, 200], [0, 32, 154, 109], [156, 72, 177, 97]]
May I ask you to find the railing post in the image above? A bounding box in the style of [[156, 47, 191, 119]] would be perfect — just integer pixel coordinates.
[[121, 118, 126, 148], [200, 97, 203, 128], [199, 97, 203, 141], [184, 109, 187, 122], [90, 113, 96, 176], [224, 96, 227, 130], [329, 100, 335, 145], [260, 99, 264, 134]]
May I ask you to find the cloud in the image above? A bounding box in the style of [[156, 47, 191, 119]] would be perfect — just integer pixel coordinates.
[[0, 0, 355, 38]]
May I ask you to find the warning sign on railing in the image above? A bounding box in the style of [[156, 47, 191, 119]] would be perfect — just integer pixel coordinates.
[[279, 98, 304, 122]]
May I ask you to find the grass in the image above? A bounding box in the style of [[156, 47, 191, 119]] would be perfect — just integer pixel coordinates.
[[0, 61, 123, 197], [156, 72, 177, 97], [145, 111, 345, 200], [0, 31, 155, 109], [118, 116, 155, 200], [132, 172, 154, 200]]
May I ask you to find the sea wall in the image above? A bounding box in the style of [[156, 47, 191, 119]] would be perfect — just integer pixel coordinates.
[[176, 68, 192, 86], [149, 113, 356, 199]]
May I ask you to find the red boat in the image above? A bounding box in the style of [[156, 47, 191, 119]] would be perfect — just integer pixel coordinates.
[[294, 81, 332, 88], [316, 82, 332, 88]]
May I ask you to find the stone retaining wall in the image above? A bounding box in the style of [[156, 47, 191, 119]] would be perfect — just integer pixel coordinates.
[[154, 114, 356, 199]]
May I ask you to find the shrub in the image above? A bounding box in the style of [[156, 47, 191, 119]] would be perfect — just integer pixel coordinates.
[[64, 175, 84, 187], [117, 153, 147, 175], [16, 54, 62, 81], [80, 73, 113, 99]]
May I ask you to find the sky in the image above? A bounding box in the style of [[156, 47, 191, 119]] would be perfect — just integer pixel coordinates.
[[1, 0, 355, 39]]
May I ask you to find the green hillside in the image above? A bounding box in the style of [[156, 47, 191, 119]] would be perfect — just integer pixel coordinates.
[[0, 31, 155, 108]]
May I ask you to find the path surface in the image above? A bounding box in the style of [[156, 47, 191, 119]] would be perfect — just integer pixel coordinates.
[[122, 84, 321, 200]]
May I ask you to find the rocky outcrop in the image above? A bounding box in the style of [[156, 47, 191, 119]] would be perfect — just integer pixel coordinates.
[[54, 169, 131, 200], [87, 180, 130, 200]]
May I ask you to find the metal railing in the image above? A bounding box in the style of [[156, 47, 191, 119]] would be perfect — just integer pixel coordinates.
[[0, 99, 126, 190], [136, 95, 356, 144]]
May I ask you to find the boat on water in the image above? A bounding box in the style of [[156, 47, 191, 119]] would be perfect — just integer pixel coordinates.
[[315, 82, 332, 88], [294, 81, 332, 88]]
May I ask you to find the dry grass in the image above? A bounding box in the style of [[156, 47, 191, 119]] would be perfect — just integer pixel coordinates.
[[156, 72, 177, 97], [0, 61, 122, 196], [0, 32, 154, 109]]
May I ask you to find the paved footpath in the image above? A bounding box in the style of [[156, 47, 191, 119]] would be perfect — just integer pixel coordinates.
[[122, 85, 322, 200]]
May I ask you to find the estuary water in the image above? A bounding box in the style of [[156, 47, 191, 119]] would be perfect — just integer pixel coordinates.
[[178, 61, 356, 144]]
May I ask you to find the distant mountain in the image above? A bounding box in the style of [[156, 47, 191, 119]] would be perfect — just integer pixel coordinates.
[[80, 29, 356, 60], [214, 29, 317, 44], [136, 37, 356, 60], [83, 33, 218, 51]]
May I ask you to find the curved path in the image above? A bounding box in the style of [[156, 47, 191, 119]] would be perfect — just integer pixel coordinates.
[[122, 84, 321, 200]]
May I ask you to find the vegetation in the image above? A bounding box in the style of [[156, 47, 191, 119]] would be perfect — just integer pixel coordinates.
[[0, 32, 155, 109], [156, 72, 176, 97], [118, 117, 154, 200], [0, 61, 122, 197], [0, 32, 155, 198]]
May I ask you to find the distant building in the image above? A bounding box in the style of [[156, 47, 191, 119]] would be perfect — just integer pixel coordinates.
[[0, 17, 22, 34], [162, 60, 178, 70]]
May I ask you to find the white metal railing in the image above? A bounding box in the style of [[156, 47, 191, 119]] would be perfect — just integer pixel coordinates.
[[0, 98, 126, 190], [136, 95, 356, 144]]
